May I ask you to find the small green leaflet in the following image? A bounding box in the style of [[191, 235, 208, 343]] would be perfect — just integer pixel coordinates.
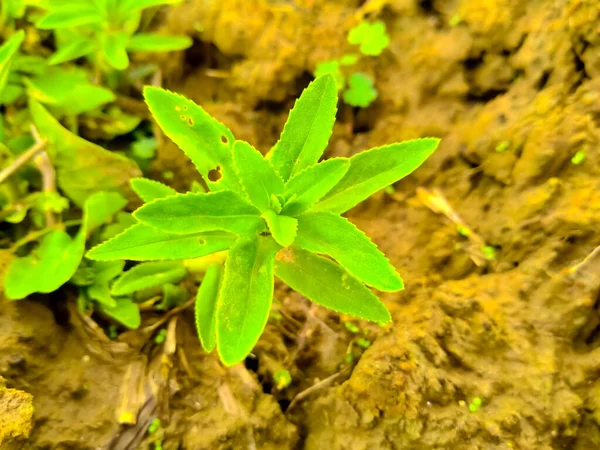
[[281, 158, 350, 216], [37, 4, 103, 29], [0, 30, 24, 98], [232, 140, 284, 212], [5, 192, 126, 300], [263, 210, 297, 247], [127, 34, 192, 52], [97, 297, 141, 329], [30, 100, 141, 207], [111, 261, 187, 296], [143, 86, 242, 194], [315, 138, 440, 213], [195, 263, 222, 352], [347, 21, 390, 56], [268, 74, 338, 181], [295, 212, 403, 291], [102, 32, 129, 70], [49, 37, 97, 65], [217, 235, 279, 366], [130, 177, 177, 202], [343, 73, 377, 108], [134, 191, 264, 236], [314, 60, 345, 89], [88, 261, 125, 307], [87, 223, 236, 261], [274, 246, 391, 325]]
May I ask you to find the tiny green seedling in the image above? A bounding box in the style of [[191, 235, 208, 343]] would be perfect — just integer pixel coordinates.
[[314, 20, 390, 108], [87, 74, 439, 366], [495, 140, 510, 153], [571, 150, 585, 165], [36, 0, 192, 72], [469, 397, 483, 412], [274, 369, 292, 390]]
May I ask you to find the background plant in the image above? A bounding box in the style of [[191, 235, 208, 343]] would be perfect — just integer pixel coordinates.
[[87, 74, 439, 365], [315, 20, 390, 108]]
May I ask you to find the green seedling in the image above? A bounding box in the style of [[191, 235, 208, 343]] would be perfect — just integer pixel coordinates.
[[481, 245, 496, 261], [314, 21, 389, 108], [495, 140, 510, 153], [36, 0, 192, 72], [154, 329, 167, 344], [148, 418, 161, 434], [344, 322, 360, 333], [274, 369, 292, 390], [347, 21, 390, 56], [469, 397, 483, 412], [356, 338, 371, 349], [571, 150, 585, 165], [448, 14, 462, 27], [87, 74, 439, 366]]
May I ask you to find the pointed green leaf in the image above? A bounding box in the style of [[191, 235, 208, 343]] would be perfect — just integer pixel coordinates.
[[143, 86, 241, 194], [281, 158, 349, 216], [84, 191, 128, 235], [134, 191, 264, 236], [5, 230, 85, 300], [111, 261, 187, 296], [88, 281, 117, 307], [37, 5, 103, 29], [97, 297, 141, 329], [195, 263, 223, 352], [130, 177, 177, 202], [315, 138, 440, 213], [296, 212, 402, 291], [263, 210, 297, 247], [102, 32, 129, 70], [94, 260, 126, 283], [232, 140, 284, 212], [49, 37, 97, 65], [268, 74, 338, 181], [86, 223, 235, 261], [0, 30, 24, 97], [29, 100, 141, 207], [274, 246, 391, 324], [217, 236, 279, 366], [127, 34, 192, 52]]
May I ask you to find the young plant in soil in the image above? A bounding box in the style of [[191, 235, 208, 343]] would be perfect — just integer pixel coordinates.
[[87, 74, 439, 365]]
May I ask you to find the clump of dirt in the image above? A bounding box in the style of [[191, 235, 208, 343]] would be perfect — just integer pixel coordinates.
[[3, 0, 600, 448], [0, 376, 33, 449]]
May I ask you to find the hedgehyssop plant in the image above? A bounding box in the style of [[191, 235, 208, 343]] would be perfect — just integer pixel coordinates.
[[87, 74, 439, 366]]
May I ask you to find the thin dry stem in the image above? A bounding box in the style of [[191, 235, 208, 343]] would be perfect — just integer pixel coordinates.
[[0, 136, 47, 184], [566, 243, 600, 275]]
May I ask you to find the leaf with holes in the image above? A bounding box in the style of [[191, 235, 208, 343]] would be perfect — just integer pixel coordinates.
[[111, 261, 187, 296]]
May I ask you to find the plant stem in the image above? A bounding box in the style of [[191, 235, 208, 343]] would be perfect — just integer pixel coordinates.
[[567, 244, 600, 275], [30, 125, 57, 227], [0, 138, 47, 185]]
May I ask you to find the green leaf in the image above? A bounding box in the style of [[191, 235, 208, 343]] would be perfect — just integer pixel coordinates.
[[216, 235, 279, 366], [119, 0, 181, 14], [347, 21, 390, 56], [195, 263, 222, 352], [268, 74, 338, 181], [232, 140, 284, 212], [111, 261, 187, 296], [5, 230, 85, 300], [314, 60, 345, 90], [84, 191, 128, 234], [130, 177, 177, 202], [143, 86, 241, 194], [0, 30, 25, 98], [97, 297, 141, 329], [315, 138, 440, 213], [281, 158, 350, 216], [274, 246, 391, 324], [295, 212, 402, 291], [262, 210, 297, 247], [87, 223, 236, 261], [37, 5, 103, 29], [29, 100, 141, 206], [134, 191, 264, 236], [343, 73, 377, 108], [2, 0, 25, 20], [127, 33, 192, 52], [49, 37, 97, 65], [102, 32, 129, 70], [87, 261, 125, 307]]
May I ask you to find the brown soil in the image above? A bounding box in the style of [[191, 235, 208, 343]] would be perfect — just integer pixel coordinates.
[[3, 0, 600, 448]]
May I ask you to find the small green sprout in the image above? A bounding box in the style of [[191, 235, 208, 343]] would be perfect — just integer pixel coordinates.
[[347, 21, 390, 56], [314, 60, 345, 89], [343, 73, 377, 108], [469, 397, 483, 412], [107, 325, 118, 340], [495, 140, 510, 153], [457, 225, 470, 237], [357, 338, 371, 349], [344, 353, 355, 364], [481, 245, 497, 261], [345, 322, 360, 333], [384, 186, 396, 195], [148, 418, 161, 434], [155, 329, 168, 344], [449, 14, 463, 27], [340, 54, 360, 66], [274, 369, 292, 389], [571, 150, 585, 165], [87, 74, 439, 366]]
